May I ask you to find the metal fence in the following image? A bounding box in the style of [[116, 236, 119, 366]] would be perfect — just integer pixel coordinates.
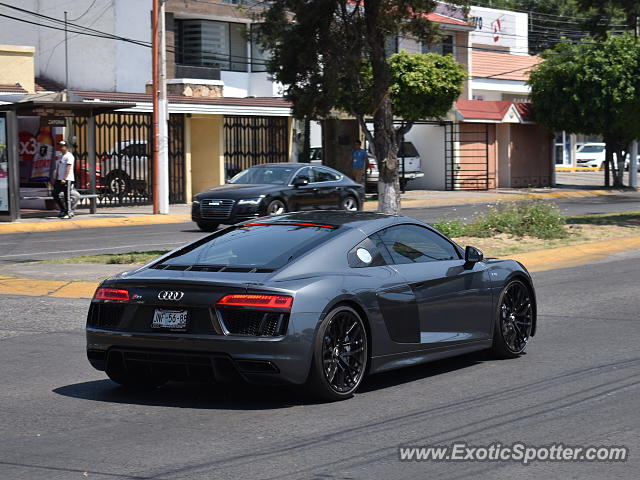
[[445, 123, 493, 190], [224, 116, 289, 179]]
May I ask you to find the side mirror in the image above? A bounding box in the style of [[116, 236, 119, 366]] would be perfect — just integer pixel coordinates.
[[464, 246, 484, 266], [293, 177, 309, 187]]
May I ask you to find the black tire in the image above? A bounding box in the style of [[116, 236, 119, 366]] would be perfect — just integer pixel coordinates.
[[340, 195, 359, 212], [104, 170, 131, 196], [266, 199, 287, 216], [490, 279, 534, 359], [305, 306, 368, 401], [196, 221, 219, 232]]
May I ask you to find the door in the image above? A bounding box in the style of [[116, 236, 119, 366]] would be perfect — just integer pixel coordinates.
[[374, 224, 494, 346], [289, 166, 317, 210], [310, 166, 342, 208]]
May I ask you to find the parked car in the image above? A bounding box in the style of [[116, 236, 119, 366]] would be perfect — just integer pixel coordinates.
[[191, 163, 365, 231], [101, 140, 149, 195], [86, 211, 536, 400], [576, 143, 630, 169], [366, 141, 424, 190]]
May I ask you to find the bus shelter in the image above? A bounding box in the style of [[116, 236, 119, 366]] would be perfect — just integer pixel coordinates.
[[0, 97, 134, 222]]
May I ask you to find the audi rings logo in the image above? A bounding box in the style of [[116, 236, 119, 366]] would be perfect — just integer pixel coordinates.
[[157, 290, 184, 301]]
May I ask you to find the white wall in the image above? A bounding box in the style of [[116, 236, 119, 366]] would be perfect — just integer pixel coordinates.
[[404, 124, 446, 190], [0, 0, 152, 92], [469, 6, 529, 55]]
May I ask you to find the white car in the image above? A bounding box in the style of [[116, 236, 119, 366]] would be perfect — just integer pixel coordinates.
[[576, 143, 629, 169], [366, 141, 424, 189]]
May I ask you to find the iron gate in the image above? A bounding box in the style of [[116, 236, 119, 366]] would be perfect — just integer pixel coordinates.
[[73, 113, 185, 206], [445, 123, 492, 190], [224, 116, 289, 178]]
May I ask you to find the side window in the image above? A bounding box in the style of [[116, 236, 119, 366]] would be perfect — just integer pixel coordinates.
[[374, 225, 460, 264], [312, 167, 341, 183], [292, 166, 313, 183], [347, 237, 387, 268]]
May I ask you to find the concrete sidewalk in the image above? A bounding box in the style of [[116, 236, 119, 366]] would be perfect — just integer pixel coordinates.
[[0, 186, 631, 235], [2, 234, 640, 299]]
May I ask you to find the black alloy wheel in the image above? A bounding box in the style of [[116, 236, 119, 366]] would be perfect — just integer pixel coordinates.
[[491, 279, 533, 358], [306, 306, 368, 401]]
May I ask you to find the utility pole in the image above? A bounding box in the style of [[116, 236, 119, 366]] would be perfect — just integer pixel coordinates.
[[64, 11, 69, 98], [158, 0, 169, 214], [152, 0, 160, 214]]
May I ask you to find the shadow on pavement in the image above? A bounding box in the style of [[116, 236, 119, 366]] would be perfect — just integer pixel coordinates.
[[53, 351, 489, 409]]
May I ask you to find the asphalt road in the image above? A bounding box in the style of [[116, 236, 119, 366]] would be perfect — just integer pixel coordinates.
[[1, 192, 639, 263], [0, 251, 638, 479]]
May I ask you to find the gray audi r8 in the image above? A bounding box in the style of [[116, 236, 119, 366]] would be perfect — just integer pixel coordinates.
[[86, 211, 536, 401]]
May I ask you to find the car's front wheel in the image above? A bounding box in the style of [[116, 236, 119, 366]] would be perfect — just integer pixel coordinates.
[[266, 199, 287, 215], [490, 279, 534, 359], [305, 306, 368, 401], [196, 221, 219, 232]]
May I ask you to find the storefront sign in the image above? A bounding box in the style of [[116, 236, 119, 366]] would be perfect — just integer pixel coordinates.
[[0, 116, 9, 213]]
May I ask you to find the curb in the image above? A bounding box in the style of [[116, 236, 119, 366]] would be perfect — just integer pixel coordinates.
[[555, 167, 602, 172], [0, 188, 628, 235], [2, 234, 640, 299]]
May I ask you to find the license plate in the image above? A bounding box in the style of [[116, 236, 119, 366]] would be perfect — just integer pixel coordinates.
[[152, 309, 188, 330]]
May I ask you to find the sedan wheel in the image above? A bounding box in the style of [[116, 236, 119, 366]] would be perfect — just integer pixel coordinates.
[[491, 280, 533, 358], [266, 199, 286, 215], [341, 196, 359, 212], [306, 306, 368, 401]]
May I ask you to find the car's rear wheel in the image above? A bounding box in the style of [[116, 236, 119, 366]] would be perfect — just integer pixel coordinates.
[[305, 306, 368, 401], [104, 170, 131, 196], [196, 221, 219, 232], [341, 196, 359, 212], [266, 199, 286, 215], [490, 279, 534, 359]]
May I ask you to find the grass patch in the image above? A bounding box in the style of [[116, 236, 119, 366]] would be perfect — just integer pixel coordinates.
[[433, 200, 567, 240], [35, 251, 169, 265]]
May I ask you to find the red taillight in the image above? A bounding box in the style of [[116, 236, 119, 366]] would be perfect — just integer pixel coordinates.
[[94, 287, 129, 302], [216, 294, 293, 311]]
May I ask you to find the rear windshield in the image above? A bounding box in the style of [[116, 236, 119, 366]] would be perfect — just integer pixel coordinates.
[[160, 224, 336, 269], [229, 166, 296, 185]]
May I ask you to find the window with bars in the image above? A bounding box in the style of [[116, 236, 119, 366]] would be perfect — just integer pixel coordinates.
[[176, 19, 248, 72]]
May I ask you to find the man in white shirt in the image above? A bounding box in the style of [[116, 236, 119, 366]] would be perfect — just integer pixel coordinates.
[[52, 140, 75, 219]]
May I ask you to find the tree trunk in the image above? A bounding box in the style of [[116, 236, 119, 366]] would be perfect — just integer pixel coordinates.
[[614, 148, 625, 187], [300, 117, 311, 163], [603, 137, 613, 187], [365, 1, 400, 214]]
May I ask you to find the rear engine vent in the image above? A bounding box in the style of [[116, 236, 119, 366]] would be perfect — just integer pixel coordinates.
[[217, 309, 289, 336], [88, 303, 126, 328], [151, 264, 274, 273]]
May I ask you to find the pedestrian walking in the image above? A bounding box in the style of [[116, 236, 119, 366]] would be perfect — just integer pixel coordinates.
[[351, 140, 367, 184], [52, 140, 75, 219]]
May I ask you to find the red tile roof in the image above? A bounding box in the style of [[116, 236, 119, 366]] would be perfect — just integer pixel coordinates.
[[35, 77, 64, 92], [425, 12, 472, 27], [0, 83, 27, 94], [456, 99, 534, 122], [472, 51, 543, 81], [73, 90, 292, 107]]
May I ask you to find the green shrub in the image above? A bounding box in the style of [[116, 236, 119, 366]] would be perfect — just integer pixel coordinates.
[[433, 200, 567, 239]]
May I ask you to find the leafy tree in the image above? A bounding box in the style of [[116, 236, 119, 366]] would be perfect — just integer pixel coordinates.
[[528, 34, 640, 186], [256, 0, 467, 214], [576, 0, 639, 38]]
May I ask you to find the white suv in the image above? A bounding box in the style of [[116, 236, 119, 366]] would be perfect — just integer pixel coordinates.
[[366, 141, 424, 189]]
